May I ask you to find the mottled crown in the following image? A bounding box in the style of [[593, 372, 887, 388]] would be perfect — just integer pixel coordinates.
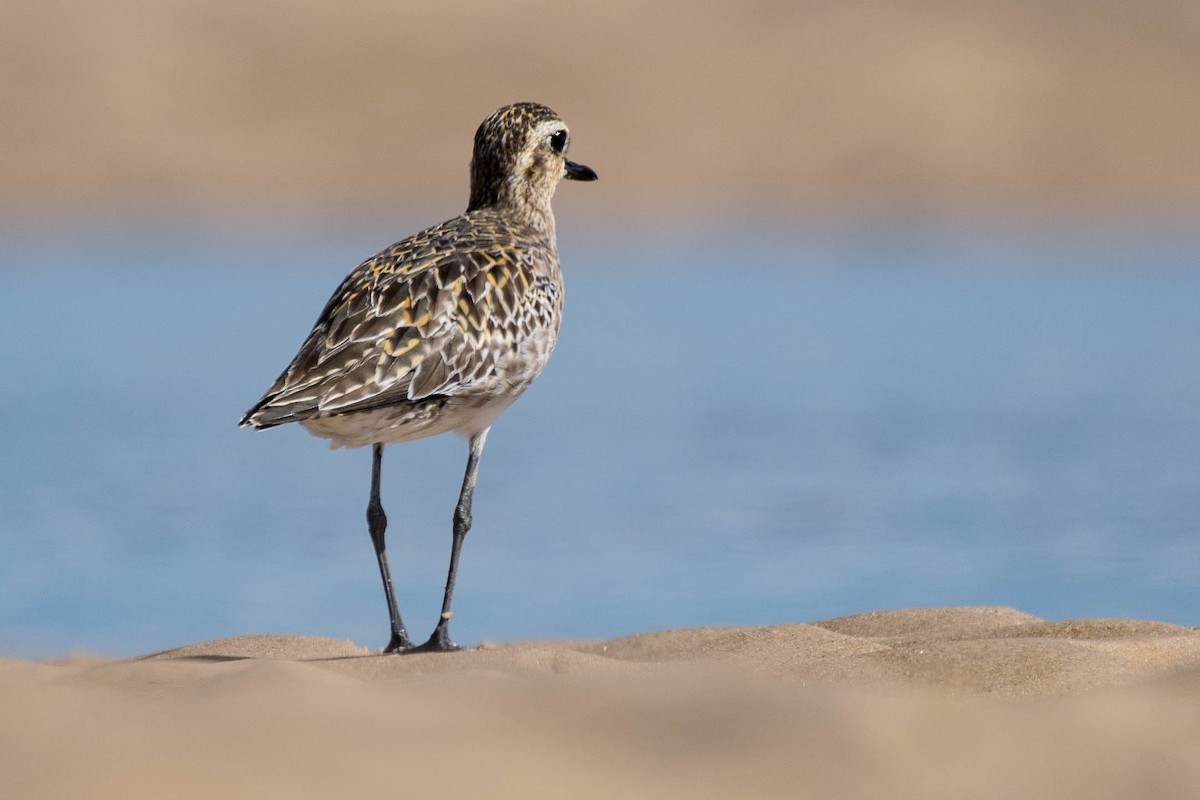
[[467, 102, 570, 214]]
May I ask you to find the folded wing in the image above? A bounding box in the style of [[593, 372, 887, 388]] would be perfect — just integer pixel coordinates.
[[241, 246, 539, 428]]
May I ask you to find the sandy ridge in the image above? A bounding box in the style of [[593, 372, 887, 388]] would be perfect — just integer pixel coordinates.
[[4, 607, 1199, 799]]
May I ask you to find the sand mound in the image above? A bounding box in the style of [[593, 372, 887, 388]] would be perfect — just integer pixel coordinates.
[[4, 607, 1198, 799]]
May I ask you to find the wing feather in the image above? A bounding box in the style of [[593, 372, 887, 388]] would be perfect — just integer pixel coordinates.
[[241, 244, 541, 427]]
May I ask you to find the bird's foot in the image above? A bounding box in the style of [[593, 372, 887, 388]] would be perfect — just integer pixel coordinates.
[[410, 619, 462, 653], [382, 633, 416, 654], [410, 635, 462, 653], [379, 616, 463, 654]]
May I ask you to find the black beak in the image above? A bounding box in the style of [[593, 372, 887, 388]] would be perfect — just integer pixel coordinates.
[[564, 159, 598, 181]]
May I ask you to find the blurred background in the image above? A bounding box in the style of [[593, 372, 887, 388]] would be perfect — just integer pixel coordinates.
[[2, 0, 1197, 658]]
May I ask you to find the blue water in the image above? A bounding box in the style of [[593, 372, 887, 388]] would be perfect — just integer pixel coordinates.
[[2, 221, 1198, 657]]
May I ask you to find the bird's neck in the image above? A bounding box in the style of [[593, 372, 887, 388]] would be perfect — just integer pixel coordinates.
[[467, 185, 558, 244]]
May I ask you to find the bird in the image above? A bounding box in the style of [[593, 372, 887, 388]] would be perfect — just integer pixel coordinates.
[[239, 102, 596, 653]]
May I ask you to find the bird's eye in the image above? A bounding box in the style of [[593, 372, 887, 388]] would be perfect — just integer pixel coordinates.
[[549, 130, 568, 154]]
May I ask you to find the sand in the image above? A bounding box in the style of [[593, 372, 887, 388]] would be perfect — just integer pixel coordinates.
[[4, 607, 1199, 799]]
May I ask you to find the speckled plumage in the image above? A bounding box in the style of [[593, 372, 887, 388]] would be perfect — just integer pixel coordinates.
[[242, 103, 589, 448], [240, 102, 595, 653], [242, 210, 565, 448]]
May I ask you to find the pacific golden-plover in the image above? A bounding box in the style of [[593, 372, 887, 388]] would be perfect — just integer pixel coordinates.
[[240, 102, 596, 653]]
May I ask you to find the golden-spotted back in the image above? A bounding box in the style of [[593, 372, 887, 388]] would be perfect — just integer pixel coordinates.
[[240, 102, 597, 448]]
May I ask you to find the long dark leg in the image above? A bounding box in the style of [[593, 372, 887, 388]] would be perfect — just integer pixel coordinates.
[[415, 428, 489, 652], [368, 442, 413, 653]]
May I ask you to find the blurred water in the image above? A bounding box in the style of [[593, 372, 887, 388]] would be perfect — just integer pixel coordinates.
[[1, 222, 1198, 657]]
